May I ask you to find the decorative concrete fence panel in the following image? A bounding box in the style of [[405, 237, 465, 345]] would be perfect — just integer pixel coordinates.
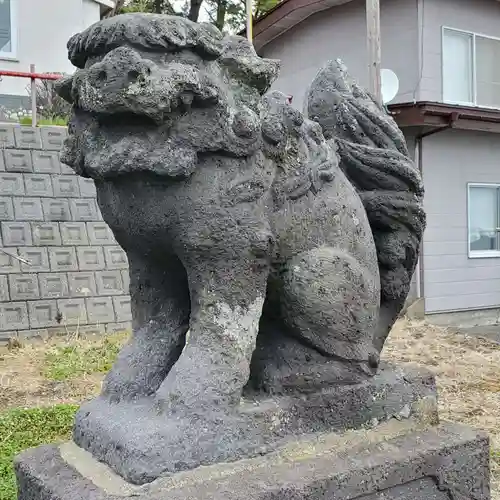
[[0, 124, 131, 343]]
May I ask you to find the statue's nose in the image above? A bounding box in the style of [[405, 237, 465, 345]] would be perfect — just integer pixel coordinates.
[[87, 50, 152, 92]]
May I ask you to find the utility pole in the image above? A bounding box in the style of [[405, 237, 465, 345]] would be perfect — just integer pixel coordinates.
[[366, 0, 382, 102], [246, 0, 253, 42]]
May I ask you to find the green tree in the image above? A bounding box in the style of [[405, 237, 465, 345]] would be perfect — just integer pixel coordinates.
[[204, 0, 279, 32], [113, 0, 279, 33]]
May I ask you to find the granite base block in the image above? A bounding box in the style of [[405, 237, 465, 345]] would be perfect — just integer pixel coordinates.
[[15, 421, 489, 500]]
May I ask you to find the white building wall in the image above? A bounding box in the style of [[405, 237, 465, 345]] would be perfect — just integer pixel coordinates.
[[0, 0, 101, 98]]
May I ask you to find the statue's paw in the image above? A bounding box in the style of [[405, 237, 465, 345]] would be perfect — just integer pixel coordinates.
[[152, 390, 186, 416], [152, 378, 222, 417], [152, 342, 246, 414], [74, 393, 270, 484]]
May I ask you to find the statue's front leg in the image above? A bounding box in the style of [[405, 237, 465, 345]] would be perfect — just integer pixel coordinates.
[[102, 250, 190, 402], [154, 234, 271, 412]]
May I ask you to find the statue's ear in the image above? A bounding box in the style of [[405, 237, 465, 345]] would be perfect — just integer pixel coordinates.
[[54, 74, 75, 104]]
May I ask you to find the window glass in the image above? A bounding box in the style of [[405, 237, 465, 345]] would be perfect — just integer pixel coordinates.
[[476, 35, 500, 108], [0, 0, 12, 55], [443, 29, 473, 104], [469, 185, 499, 253]]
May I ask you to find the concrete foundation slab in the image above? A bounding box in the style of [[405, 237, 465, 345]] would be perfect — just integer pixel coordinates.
[[456, 325, 500, 344]]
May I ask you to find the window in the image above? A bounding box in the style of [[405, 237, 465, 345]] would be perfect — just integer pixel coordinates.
[[468, 184, 500, 257], [443, 28, 500, 108], [0, 0, 16, 59]]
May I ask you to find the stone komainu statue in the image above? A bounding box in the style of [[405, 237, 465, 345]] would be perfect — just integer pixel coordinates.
[[55, 14, 425, 484]]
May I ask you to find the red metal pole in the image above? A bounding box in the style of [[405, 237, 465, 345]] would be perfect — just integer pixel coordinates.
[[0, 67, 63, 127], [0, 70, 62, 80]]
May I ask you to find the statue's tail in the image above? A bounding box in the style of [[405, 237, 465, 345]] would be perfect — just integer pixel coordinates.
[[305, 60, 426, 351]]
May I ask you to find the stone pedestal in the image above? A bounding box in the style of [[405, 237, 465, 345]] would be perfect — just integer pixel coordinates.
[[14, 365, 491, 500], [15, 422, 489, 500]]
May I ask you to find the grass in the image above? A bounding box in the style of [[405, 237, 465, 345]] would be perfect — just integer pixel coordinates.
[[18, 116, 68, 127], [0, 405, 78, 500], [43, 336, 123, 381], [0, 332, 128, 500], [0, 320, 499, 498]]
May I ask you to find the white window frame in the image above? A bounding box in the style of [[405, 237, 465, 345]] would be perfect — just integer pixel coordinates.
[[0, 0, 18, 60], [442, 26, 500, 110], [467, 182, 500, 259]]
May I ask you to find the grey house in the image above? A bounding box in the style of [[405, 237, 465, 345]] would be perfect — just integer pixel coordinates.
[[250, 0, 500, 324]]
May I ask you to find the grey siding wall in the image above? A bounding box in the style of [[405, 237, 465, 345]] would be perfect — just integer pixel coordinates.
[[420, 0, 500, 102], [421, 129, 500, 313], [260, 0, 419, 108], [0, 124, 131, 343]]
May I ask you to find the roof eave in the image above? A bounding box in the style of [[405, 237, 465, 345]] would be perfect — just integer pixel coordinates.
[[246, 0, 353, 51], [388, 101, 500, 134]]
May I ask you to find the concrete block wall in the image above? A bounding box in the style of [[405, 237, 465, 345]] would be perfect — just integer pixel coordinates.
[[0, 124, 132, 343]]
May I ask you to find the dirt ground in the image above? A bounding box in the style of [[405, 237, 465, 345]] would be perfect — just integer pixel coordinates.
[[0, 344, 104, 411], [0, 318, 499, 497]]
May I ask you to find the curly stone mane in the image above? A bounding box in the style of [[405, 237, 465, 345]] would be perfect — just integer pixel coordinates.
[[66, 13, 279, 93], [306, 61, 426, 349]]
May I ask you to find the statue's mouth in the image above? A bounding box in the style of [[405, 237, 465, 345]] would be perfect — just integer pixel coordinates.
[[61, 108, 172, 176], [95, 111, 160, 130]]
